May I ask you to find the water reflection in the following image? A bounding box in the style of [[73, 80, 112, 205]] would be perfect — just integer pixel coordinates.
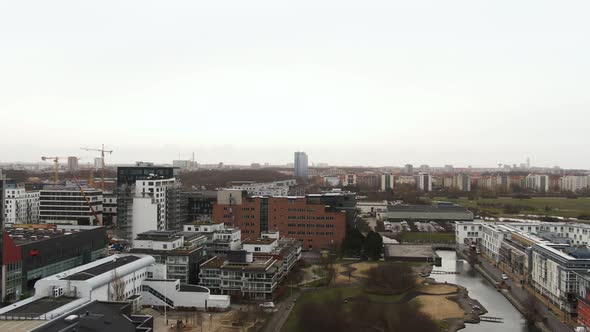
[[432, 251, 536, 332]]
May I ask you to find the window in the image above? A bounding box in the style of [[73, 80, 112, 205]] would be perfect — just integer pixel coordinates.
[[163, 244, 167, 249]]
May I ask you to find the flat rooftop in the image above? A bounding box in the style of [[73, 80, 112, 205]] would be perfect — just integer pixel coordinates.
[[243, 238, 276, 245], [384, 244, 436, 259], [31, 301, 148, 332], [5, 228, 94, 246], [0, 297, 76, 317], [62, 255, 141, 281], [387, 204, 470, 213]]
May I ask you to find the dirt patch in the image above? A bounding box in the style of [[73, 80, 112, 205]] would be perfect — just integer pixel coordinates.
[[349, 262, 379, 278], [418, 284, 458, 295], [334, 263, 355, 285], [413, 295, 465, 320]]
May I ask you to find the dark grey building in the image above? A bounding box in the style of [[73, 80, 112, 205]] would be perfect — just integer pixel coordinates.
[[306, 191, 358, 226], [386, 204, 473, 221], [29, 300, 153, 332], [117, 164, 178, 187], [294, 151, 308, 178], [185, 190, 217, 222], [1, 225, 108, 300]]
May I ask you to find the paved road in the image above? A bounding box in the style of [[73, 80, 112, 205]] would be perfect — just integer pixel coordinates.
[[262, 291, 301, 332], [477, 257, 572, 332]]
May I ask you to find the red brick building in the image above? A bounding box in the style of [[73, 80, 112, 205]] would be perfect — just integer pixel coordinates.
[[212, 190, 349, 250]]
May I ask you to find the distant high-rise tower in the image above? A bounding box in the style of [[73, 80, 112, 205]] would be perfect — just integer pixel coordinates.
[[527, 157, 531, 169], [67, 156, 79, 172], [417, 173, 432, 192], [94, 157, 103, 170], [294, 152, 309, 178], [404, 164, 414, 175]]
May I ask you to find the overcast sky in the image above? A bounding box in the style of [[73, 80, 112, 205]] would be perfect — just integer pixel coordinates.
[[1, 1, 588, 168]]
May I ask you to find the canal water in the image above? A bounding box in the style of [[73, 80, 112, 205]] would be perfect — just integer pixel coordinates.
[[432, 251, 537, 332]]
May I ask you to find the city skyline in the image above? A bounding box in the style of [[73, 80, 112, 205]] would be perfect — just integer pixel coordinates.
[[0, 152, 585, 170], [1, 1, 589, 169]]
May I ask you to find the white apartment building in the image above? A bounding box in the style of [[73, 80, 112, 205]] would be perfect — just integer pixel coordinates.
[[530, 244, 590, 315], [456, 220, 590, 316], [560, 175, 590, 193], [481, 223, 513, 262], [0, 254, 230, 319], [129, 178, 179, 243], [453, 174, 471, 192], [417, 173, 432, 192], [3, 188, 39, 224], [396, 175, 417, 186], [183, 223, 242, 255], [39, 187, 103, 226], [345, 174, 357, 186], [455, 221, 483, 246], [526, 174, 549, 192], [380, 173, 394, 191]]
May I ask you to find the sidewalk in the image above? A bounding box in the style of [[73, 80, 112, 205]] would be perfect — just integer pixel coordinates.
[[262, 291, 300, 332], [475, 254, 572, 332]]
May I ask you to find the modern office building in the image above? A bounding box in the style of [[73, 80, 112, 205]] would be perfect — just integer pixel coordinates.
[[38, 187, 103, 226], [1, 224, 108, 301], [531, 243, 590, 315], [130, 230, 206, 284], [3, 188, 39, 224], [294, 152, 309, 178], [212, 190, 350, 249], [183, 222, 242, 256], [199, 234, 301, 300]]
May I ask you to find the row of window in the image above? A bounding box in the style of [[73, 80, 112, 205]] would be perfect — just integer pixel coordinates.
[[286, 216, 335, 220], [287, 208, 316, 212], [287, 231, 336, 236], [286, 223, 335, 228]]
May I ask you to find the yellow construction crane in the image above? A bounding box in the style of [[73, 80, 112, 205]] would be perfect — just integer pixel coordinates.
[[81, 144, 113, 191], [41, 156, 81, 185], [41, 156, 64, 185]]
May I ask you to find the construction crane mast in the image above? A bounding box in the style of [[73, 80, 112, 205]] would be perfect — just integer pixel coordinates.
[[81, 144, 113, 191], [41, 156, 63, 185]]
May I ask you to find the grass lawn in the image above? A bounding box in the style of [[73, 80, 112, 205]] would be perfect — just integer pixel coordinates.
[[438, 197, 590, 218], [400, 232, 455, 243], [281, 287, 404, 332]]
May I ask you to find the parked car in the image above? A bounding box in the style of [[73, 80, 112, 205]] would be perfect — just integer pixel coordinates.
[[501, 273, 509, 280], [259, 302, 275, 308]]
